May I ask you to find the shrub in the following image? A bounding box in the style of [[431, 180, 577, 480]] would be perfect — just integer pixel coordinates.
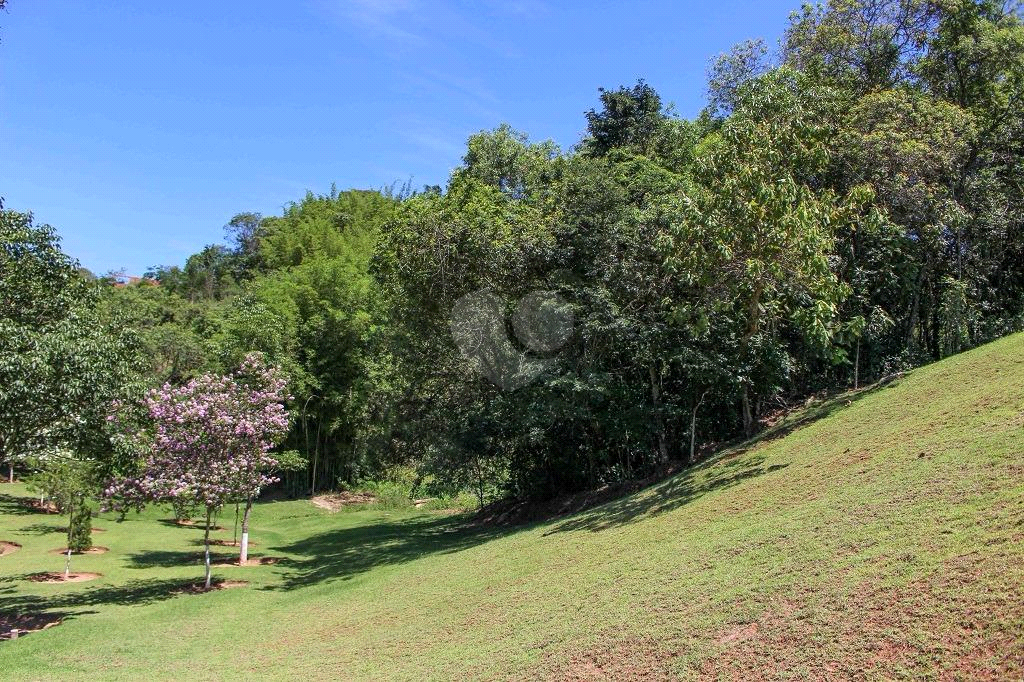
[[68, 503, 93, 552]]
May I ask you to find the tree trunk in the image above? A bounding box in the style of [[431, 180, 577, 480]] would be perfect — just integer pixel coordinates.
[[239, 497, 253, 565], [854, 338, 861, 390], [8, 461, 13, 484], [742, 387, 754, 437], [649, 366, 668, 464], [203, 507, 213, 590], [689, 392, 707, 465], [64, 503, 74, 578], [907, 259, 927, 353]]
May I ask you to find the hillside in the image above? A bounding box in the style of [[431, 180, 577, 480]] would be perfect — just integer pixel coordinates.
[[1, 334, 1023, 680]]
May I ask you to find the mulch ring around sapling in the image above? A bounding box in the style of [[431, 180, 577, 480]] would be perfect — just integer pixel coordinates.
[[0, 612, 66, 640], [0, 541, 21, 557], [25, 499, 60, 514], [27, 572, 101, 584], [48, 546, 109, 556]]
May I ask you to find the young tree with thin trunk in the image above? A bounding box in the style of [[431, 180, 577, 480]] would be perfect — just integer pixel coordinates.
[[105, 354, 290, 588]]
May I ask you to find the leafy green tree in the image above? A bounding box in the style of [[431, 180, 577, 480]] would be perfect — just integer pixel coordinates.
[[665, 69, 866, 434], [27, 456, 96, 575], [0, 208, 141, 484], [583, 80, 667, 156], [455, 124, 559, 201]]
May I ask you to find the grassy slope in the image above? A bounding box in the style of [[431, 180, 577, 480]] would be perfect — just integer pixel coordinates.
[[1, 334, 1022, 680]]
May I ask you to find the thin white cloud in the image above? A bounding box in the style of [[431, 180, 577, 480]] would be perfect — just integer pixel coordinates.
[[319, 0, 429, 47]]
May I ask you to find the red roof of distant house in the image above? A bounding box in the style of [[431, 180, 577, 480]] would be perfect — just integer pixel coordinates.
[[112, 275, 157, 287]]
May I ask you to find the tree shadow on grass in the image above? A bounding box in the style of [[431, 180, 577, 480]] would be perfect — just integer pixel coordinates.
[[544, 381, 894, 536], [267, 513, 507, 591], [0, 608, 96, 641], [744, 381, 889, 451], [545, 456, 790, 535], [155, 519, 227, 531], [125, 549, 240, 569], [0, 576, 216, 620], [16, 523, 65, 536], [0, 494, 48, 517]]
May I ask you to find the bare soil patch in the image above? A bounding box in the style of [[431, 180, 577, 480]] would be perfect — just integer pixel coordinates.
[[698, 551, 1024, 680], [543, 636, 677, 681], [27, 572, 101, 584], [0, 541, 21, 557], [25, 499, 59, 514], [48, 546, 109, 556], [311, 491, 376, 512]]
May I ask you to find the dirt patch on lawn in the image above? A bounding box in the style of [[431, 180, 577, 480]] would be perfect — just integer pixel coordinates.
[[0, 541, 21, 557], [25, 499, 60, 514], [311, 492, 376, 512], [27, 572, 101, 584], [698, 550, 1024, 680], [48, 546, 109, 555], [0, 612, 66, 641], [540, 636, 677, 681]]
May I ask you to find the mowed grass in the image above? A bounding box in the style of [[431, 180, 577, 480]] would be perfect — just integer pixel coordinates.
[[2, 334, 1023, 680]]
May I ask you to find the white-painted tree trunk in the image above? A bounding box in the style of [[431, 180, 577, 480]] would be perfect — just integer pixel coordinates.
[[64, 504, 74, 577], [203, 507, 213, 589], [239, 497, 253, 564]]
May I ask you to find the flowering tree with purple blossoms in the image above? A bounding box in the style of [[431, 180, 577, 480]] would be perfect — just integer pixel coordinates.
[[105, 353, 291, 589]]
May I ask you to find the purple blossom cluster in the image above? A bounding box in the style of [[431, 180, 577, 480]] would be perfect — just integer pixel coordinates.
[[104, 353, 292, 513]]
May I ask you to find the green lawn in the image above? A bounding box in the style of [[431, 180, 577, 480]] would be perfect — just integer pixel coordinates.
[[2, 334, 1023, 680]]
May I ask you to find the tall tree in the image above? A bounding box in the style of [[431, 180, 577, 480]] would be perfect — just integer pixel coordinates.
[[0, 208, 140, 484]]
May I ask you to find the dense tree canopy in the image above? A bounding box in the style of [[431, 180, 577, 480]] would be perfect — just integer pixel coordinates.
[[5, 0, 1023, 509]]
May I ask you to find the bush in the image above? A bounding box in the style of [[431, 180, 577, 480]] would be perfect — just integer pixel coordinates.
[[68, 503, 93, 552], [361, 480, 413, 510]]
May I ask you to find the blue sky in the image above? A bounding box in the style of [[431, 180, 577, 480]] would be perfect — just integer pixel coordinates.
[[1, 1, 797, 275]]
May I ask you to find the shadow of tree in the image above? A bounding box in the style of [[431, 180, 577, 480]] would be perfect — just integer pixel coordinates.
[[545, 456, 791, 534], [0, 576, 217, 619], [265, 384, 888, 584], [743, 381, 887, 450], [125, 549, 239, 569], [15, 523, 65, 536], [267, 513, 505, 591], [542, 382, 893, 535], [0, 609, 96, 641], [0, 494, 50, 517], [155, 519, 227, 531]]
